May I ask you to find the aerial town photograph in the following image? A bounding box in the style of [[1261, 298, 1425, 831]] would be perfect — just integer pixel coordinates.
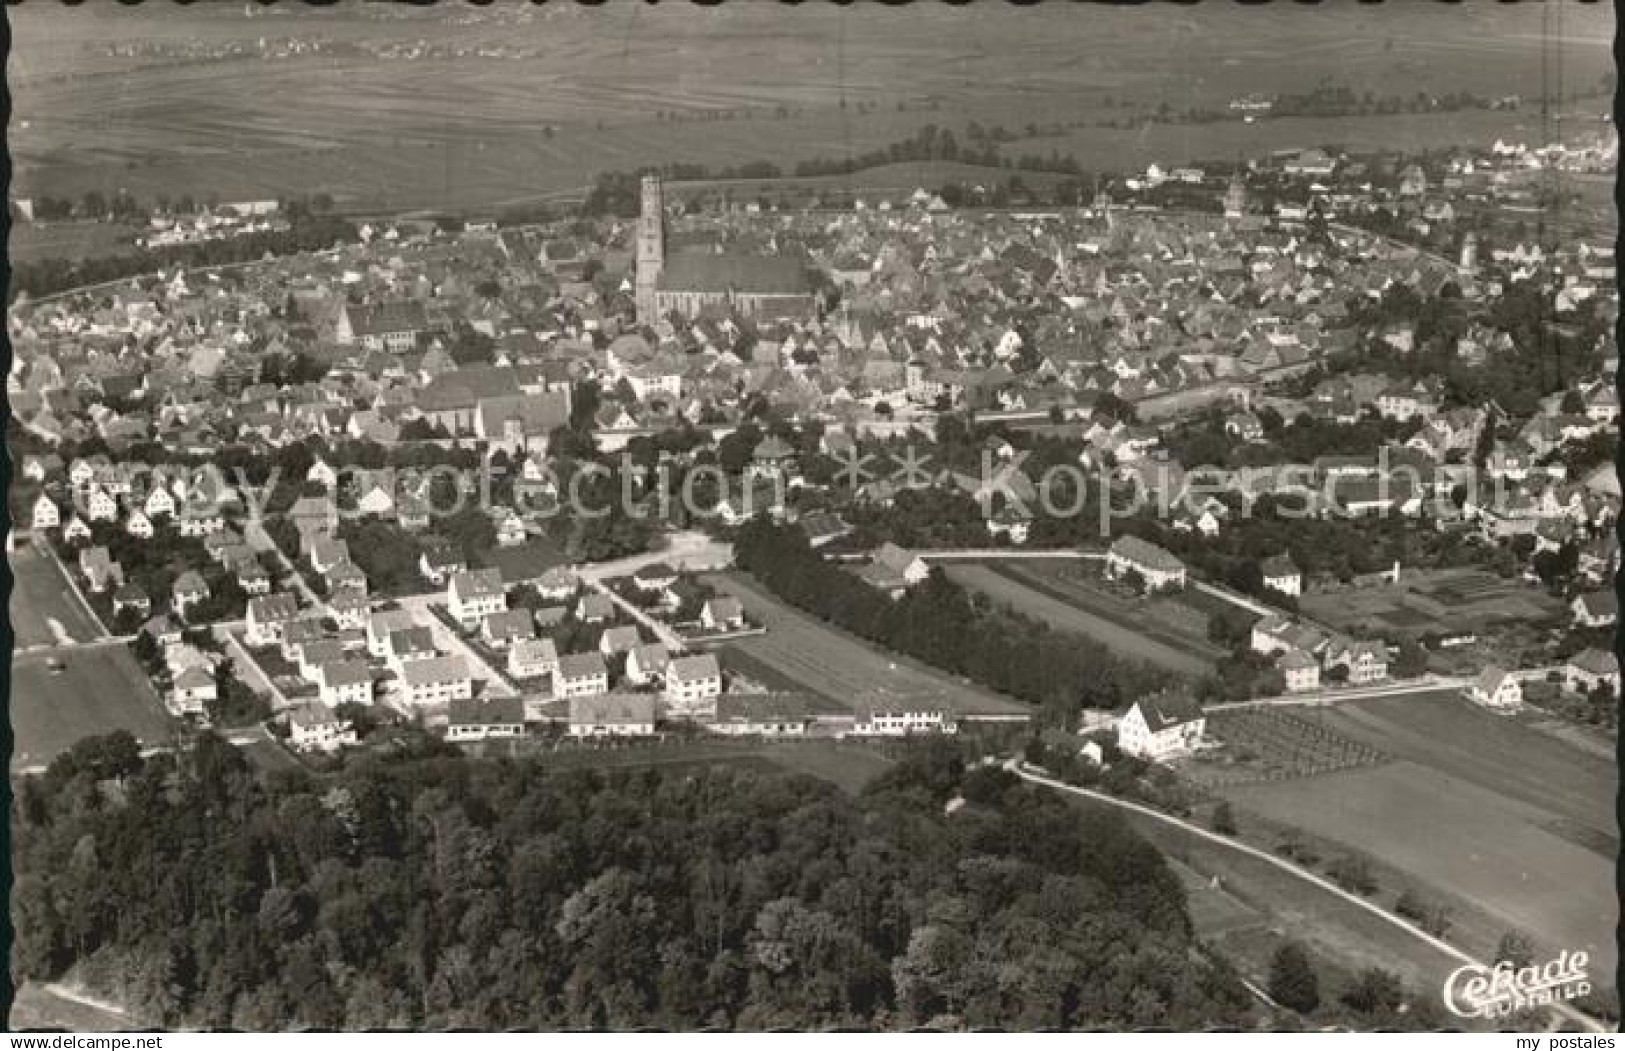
[[3, 1, 1618, 1036]]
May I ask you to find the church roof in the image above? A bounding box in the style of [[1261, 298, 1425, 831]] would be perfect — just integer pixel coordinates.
[[656, 252, 817, 296]]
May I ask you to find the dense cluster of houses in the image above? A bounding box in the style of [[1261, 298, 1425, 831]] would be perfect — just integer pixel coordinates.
[[9, 125, 1618, 766]]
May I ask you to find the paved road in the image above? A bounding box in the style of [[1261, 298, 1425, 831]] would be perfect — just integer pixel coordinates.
[[1005, 759, 1607, 1034], [585, 579, 687, 652], [13, 635, 137, 659], [245, 518, 321, 608], [394, 593, 518, 699], [214, 624, 290, 710], [574, 532, 733, 581], [1207, 677, 1470, 711]]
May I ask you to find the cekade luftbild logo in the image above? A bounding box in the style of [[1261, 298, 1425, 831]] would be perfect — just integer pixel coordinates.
[[1442, 950, 1591, 1019]]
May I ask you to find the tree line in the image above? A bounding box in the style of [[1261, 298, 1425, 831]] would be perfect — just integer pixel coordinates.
[[733, 518, 1173, 725], [12, 731, 1255, 1030]]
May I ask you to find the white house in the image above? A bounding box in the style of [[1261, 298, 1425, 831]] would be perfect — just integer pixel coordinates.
[[625, 642, 670, 686], [1325, 638, 1388, 684], [448, 568, 506, 628], [1280, 648, 1321, 693], [171, 666, 218, 716], [555, 651, 610, 699], [445, 696, 526, 742], [700, 596, 746, 632], [1564, 647, 1619, 696], [708, 694, 812, 737], [1571, 590, 1617, 629], [171, 571, 211, 621], [317, 659, 374, 708], [1115, 689, 1205, 761], [177, 506, 225, 538], [418, 545, 467, 586], [568, 693, 657, 737], [665, 653, 723, 713], [31, 494, 59, 531], [1260, 554, 1302, 598], [288, 702, 358, 753], [366, 609, 417, 658], [847, 709, 956, 737], [1105, 535, 1187, 591], [859, 543, 931, 594], [481, 609, 537, 649], [87, 486, 119, 522], [1465, 666, 1523, 709], [598, 625, 642, 657], [124, 510, 154, 539], [143, 485, 176, 519], [246, 593, 301, 646], [386, 627, 438, 673], [508, 636, 560, 680], [400, 655, 473, 706]]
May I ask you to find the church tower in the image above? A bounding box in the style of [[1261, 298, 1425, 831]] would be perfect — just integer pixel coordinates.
[[1223, 171, 1248, 220], [1458, 231, 1479, 276], [635, 174, 666, 325]]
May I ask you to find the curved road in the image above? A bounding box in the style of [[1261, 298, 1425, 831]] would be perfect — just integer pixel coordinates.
[[1005, 759, 1606, 1033]]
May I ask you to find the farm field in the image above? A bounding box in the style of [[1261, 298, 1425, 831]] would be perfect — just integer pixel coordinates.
[[954, 561, 1219, 677], [1222, 761, 1615, 997], [9, 220, 143, 265], [1189, 707, 1388, 788], [1299, 568, 1566, 641], [703, 572, 1032, 719], [1317, 692, 1616, 854], [1211, 693, 1617, 997], [11, 645, 176, 773], [9, 3, 1610, 222], [10, 543, 107, 649], [1068, 795, 1493, 1024]]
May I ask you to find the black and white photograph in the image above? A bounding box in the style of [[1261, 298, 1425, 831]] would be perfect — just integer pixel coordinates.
[[3, 0, 1619, 1035]]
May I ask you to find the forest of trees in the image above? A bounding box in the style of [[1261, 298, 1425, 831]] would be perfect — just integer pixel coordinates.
[[12, 732, 1255, 1030], [733, 519, 1171, 725]]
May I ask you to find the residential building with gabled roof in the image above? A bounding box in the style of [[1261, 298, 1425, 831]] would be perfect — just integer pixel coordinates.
[[1116, 688, 1205, 760]]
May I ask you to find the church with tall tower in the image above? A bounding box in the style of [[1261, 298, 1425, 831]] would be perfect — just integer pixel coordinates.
[[633, 173, 819, 326], [635, 174, 666, 325]]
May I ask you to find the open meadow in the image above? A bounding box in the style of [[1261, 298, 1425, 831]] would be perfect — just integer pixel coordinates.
[[9, 3, 1610, 224], [703, 572, 1032, 719], [11, 645, 177, 773]]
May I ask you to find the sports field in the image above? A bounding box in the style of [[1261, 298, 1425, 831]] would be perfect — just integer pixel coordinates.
[[1217, 693, 1616, 995], [704, 572, 1032, 719], [11, 645, 176, 773], [950, 562, 1219, 677], [10, 543, 107, 649]]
